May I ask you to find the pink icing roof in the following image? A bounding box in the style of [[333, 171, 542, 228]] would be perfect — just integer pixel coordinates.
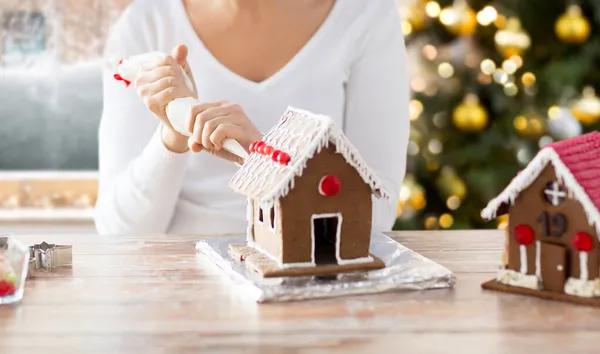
[[544, 131, 600, 211]]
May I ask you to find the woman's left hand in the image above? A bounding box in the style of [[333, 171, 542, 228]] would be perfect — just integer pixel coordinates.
[[187, 101, 262, 164]]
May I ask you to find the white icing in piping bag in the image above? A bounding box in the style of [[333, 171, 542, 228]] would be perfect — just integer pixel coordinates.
[[111, 51, 249, 160]]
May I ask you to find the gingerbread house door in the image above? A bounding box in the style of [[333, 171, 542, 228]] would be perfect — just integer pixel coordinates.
[[311, 213, 342, 265], [540, 242, 567, 292]]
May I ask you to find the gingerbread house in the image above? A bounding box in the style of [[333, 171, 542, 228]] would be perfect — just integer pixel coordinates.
[[481, 131, 600, 305], [228, 107, 388, 277]]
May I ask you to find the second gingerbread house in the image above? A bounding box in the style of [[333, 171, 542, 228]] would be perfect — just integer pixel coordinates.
[[481, 131, 600, 305]]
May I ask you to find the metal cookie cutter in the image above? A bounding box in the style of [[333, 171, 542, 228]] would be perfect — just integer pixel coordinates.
[[28, 242, 72, 278]]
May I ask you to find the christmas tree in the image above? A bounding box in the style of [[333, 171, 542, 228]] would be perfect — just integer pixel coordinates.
[[394, 0, 600, 231]]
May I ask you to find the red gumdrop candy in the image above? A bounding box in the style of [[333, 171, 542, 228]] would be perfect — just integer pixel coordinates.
[[0, 280, 16, 297], [319, 175, 341, 196], [573, 231, 594, 252], [264, 146, 274, 155], [271, 150, 281, 161], [514, 224, 534, 246], [249, 141, 257, 153], [255, 141, 266, 154], [278, 152, 291, 165]]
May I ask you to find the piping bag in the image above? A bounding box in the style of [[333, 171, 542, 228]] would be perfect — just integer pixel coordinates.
[[109, 51, 249, 160]]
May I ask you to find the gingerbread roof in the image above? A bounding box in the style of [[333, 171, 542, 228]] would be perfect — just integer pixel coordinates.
[[482, 131, 600, 233], [229, 107, 389, 205]]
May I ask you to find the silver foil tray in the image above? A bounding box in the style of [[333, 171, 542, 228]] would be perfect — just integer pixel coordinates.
[[195, 232, 456, 303]]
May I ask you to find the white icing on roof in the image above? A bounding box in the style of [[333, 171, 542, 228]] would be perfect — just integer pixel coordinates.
[[229, 107, 389, 205]]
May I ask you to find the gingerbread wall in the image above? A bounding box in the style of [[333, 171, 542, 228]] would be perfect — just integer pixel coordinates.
[[279, 145, 372, 264], [252, 200, 282, 260], [507, 164, 600, 280]]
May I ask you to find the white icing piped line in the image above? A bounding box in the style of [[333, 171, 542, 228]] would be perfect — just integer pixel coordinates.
[[535, 241, 541, 278], [520, 245, 528, 274], [580, 251, 589, 281], [482, 147, 600, 238], [280, 262, 316, 269], [338, 256, 374, 265]]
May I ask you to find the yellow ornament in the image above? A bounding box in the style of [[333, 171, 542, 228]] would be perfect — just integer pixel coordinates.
[[452, 94, 488, 132], [494, 18, 531, 58], [570, 86, 600, 125], [409, 1, 428, 31], [397, 175, 426, 219], [439, 1, 477, 36], [555, 5, 591, 44], [513, 111, 546, 138], [501, 226, 510, 267], [399, 0, 428, 34]]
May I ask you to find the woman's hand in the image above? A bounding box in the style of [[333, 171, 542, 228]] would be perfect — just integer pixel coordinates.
[[135, 44, 197, 153], [186, 102, 263, 164]]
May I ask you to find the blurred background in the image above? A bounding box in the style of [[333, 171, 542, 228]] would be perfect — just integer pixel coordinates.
[[0, 0, 599, 234]]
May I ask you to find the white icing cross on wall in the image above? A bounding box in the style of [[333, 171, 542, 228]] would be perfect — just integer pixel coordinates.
[[544, 181, 566, 206]]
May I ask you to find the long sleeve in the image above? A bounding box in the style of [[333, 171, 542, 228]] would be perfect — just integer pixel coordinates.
[[94, 6, 190, 235], [344, 2, 410, 232]]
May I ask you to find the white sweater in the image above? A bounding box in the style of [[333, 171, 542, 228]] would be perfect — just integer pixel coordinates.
[[95, 0, 410, 236]]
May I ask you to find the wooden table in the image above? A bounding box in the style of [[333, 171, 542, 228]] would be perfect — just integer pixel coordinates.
[[2, 230, 599, 354]]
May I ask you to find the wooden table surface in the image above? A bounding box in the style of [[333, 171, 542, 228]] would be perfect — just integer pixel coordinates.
[[2, 230, 599, 354]]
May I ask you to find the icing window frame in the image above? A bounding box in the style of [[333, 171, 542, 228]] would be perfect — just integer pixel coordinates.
[[542, 181, 566, 206]]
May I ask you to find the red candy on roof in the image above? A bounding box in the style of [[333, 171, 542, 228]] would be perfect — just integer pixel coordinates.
[[249, 140, 290, 165]]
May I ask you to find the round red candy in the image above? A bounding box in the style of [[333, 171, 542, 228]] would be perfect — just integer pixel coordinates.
[[254, 141, 265, 153], [264, 146, 274, 155], [0, 279, 16, 297], [277, 152, 291, 165], [514, 224, 534, 246], [271, 150, 281, 161], [319, 175, 341, 196], [249, 141, 258, 152], [573, 231, 594, 252]]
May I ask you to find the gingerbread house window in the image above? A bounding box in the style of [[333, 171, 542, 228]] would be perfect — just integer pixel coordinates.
[[543, 181, 566, 206], [269, 207, 275, 230], [257, 208, 264, 223]]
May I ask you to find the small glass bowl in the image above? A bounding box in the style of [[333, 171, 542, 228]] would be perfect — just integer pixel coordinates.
[[0, 235, 30, 305]]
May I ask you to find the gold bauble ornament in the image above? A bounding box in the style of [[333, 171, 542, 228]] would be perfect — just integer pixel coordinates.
[[439, 1, 477, 36], [513, 111, 546, 138], [555, 5, 591, 44], [452, 94, 488, 132], [397, 174, 426, 219], [502, 226, 510, 267], [570, 86, 600, 125], [399, 0, 428, 35], [408, 1, 427, 31], [494, 18, 531, 58]]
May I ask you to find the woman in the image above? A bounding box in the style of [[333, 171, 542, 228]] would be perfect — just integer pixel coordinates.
[[95, 0, 409, 235]]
